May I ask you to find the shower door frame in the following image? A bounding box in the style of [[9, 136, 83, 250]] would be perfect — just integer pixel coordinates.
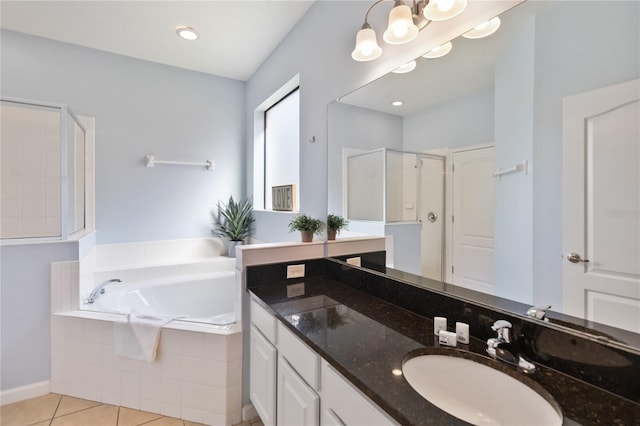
[[0, 96, 88, 243]]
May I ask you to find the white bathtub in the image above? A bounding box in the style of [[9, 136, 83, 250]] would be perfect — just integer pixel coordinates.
[[84, 271, 237, 325]]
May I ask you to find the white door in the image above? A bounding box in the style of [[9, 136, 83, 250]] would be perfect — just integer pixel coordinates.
[[419, 155, 445, 281], [277, 356, 319, 426], [451, 147, 495, 294], [250, 326, 277, 426], [562, 79, 640, 333]]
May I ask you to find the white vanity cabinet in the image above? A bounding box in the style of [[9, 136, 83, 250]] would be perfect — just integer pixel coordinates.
[[250, 325, 277, 426], [320, 360, 397, 426], [250, 298, 278, 426], [250, 296, 394, 426], [250, 297, 320, 426]]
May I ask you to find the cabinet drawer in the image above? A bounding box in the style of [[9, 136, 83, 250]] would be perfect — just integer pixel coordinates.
[[251, 297, 277, 344], [277, 321, 319, 390], [320, 361, 397, 426]]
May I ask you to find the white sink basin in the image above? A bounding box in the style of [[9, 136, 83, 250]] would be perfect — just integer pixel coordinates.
[[402, 352, 562, 426]]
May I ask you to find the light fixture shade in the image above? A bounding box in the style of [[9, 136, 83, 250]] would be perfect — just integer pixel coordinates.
[[352, 27, 382, 61], [392, 60, 417, 74], [422, 41, 453, 59], [383, 4, 419, 45], [423, 0, 467, 21], [462, 17, 501, 39]]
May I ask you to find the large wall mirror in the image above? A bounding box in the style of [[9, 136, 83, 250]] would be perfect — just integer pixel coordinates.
[[328, 0, 639, 351]]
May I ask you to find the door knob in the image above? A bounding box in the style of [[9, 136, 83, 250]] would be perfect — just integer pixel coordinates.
[[427, 211, 438, 223], [567, 252, 589, 263]]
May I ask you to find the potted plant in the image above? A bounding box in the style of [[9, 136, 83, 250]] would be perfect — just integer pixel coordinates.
[[212, 196, 255, 257], [288, 214, 324, 242], [327, 214, 348, 240]]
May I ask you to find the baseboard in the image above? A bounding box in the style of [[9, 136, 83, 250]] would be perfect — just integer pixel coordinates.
[[242, 403, 258, 422], [1, 381, 51, 406]]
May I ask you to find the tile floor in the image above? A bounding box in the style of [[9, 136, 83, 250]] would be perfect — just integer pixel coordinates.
[[0, 394, 263, 426]]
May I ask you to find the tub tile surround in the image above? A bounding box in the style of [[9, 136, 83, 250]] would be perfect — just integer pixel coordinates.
[[79, 238, 231, 305], [48, 237, 245, 425], [50, 314, 242, 425], [247, 258, 640, 425]]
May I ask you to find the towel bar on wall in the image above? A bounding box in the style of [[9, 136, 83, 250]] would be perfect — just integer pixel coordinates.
[[491, 160, 528, 179], [145, 155, 214, 171]]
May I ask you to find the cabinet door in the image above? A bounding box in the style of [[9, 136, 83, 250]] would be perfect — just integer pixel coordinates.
[[320, 361, 397, 426], [277, 356, 319, 426], [250, 325, 277, 426]]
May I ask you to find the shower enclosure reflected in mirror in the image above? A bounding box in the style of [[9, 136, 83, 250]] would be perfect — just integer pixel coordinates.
[[328, 0, 639, 350], [345, 148, 445, 280]]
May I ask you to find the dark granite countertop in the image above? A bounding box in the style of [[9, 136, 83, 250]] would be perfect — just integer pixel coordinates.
[[248, 276, 640, 426]]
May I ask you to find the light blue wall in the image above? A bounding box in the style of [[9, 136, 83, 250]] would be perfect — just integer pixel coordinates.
[[328, 102, 403, 216], [0, 243, 78, 391], [1, 30, 246, 392], [494, 16, 535, 304], [402, 87, 494, 151], [531, 1, 639, 307], [1, 29, 246, 244]]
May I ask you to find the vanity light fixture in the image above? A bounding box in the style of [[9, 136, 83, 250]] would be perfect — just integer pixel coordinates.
[[383, 1, 420, 45], [422, 41, 453, 59], [462, 16, 501, 39], [391, 100, 405, 106], [175, 25, 200, 41], [353, 0, 463, 62], [423, 0, 468, 21], [392, 60, 417, 74]]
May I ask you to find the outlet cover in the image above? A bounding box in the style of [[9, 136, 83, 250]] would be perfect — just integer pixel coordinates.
[[346, 257, 362, 267], [287, 264, 305, 279]]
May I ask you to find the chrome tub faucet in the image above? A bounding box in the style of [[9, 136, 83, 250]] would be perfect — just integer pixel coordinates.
[[487, 320, 536, 374], [86, 278, 122, 304]]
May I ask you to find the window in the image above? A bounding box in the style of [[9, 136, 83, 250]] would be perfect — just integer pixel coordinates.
[[253, 77, 300, 212]]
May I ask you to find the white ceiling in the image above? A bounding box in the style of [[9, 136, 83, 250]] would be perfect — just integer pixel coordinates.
[[0, 0, 315, 81]]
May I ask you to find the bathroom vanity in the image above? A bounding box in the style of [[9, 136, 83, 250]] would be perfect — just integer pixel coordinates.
[[247, 256, 639, 425]]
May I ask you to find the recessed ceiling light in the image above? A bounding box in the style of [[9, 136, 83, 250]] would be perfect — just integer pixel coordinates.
[[392, 60, 417, 74], [392, 368, 403, 376], [175, 26, 200, 41], [391, 100, 404, 107]]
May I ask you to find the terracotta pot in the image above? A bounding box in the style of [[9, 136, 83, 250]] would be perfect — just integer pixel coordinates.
[[300, 231, 314, 242], [327, 229, 337, 240]]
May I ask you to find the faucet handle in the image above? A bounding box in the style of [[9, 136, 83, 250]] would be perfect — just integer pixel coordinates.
[[526, 305, 551, 321], [491, 320, 512, 342]]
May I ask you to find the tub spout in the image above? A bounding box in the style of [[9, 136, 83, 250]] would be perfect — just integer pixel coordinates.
[[87, 279, 122, 304]]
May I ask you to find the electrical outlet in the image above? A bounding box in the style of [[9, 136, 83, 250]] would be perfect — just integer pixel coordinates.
[[287, 282, 305, 298], [346, 257, 361, 267], [287, 264, 305, 279]]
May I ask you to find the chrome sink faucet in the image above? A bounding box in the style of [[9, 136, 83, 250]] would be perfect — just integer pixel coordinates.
[[487, 320, 536, 374], [86, 278, 122, 304], [526, 305, 551, 321]]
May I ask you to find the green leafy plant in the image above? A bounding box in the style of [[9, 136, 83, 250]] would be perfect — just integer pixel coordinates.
[[327, 214, 348, 233], [288, 214, 324, 235], [327, 213, 348, 240], [212, 196, 255, 241]]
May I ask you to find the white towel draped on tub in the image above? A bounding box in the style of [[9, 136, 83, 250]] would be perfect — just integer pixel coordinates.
[[113, 310, 177, 362]]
